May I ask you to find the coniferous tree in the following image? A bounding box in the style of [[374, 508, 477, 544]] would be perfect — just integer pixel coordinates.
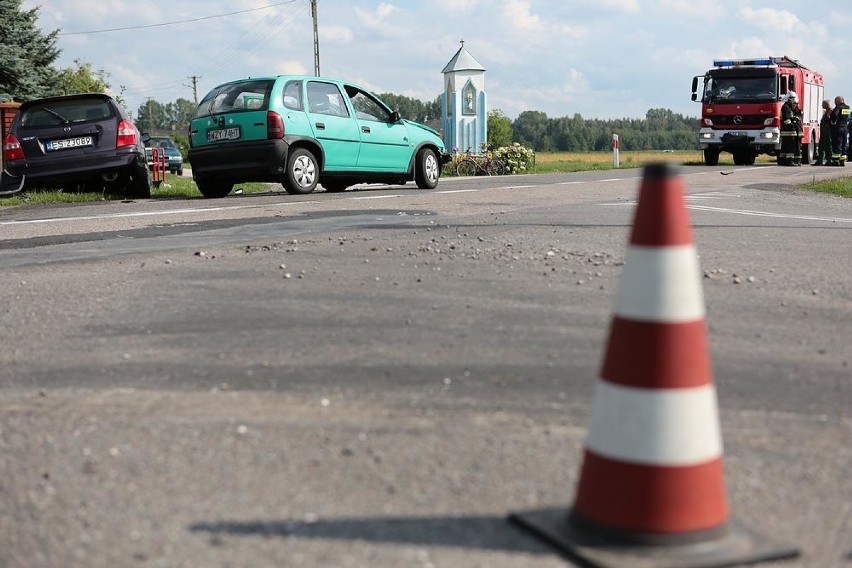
[[0, 0, 60, 101]]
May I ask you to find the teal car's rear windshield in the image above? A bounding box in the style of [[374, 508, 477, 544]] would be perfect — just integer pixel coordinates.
[[193, 80, 274, 118]]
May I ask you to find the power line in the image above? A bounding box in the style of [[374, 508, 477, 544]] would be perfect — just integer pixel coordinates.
[[58, 0, 301, 36]]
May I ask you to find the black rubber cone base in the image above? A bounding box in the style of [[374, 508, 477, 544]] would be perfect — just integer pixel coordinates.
[[509, 508, 799, 568]]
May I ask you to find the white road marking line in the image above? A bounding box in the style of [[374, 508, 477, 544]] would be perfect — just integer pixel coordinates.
[[686, 204, 852, 223], [347, 194, 404, 200], [0, 202, 323, 227], [437, 189, 480, 194]]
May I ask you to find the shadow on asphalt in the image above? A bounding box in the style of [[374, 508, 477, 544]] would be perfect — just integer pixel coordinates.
[[189, 514, 557, 556]]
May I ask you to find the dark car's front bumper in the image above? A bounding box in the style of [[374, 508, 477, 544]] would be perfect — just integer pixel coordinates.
[[0, 170, 25, 196]]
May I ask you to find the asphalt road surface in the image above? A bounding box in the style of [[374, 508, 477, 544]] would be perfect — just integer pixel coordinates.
[[1, 164, 850, 568]]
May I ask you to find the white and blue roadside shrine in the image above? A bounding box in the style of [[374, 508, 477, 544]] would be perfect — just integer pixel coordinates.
[[441, 41, 487, 153]]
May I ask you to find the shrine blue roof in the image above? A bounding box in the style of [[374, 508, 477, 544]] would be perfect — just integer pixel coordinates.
[[442, 46, 485, 73]]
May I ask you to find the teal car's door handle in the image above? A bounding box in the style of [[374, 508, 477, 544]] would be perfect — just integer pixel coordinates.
[[362, 126, 371, 133], [315, 123, 325, 130]]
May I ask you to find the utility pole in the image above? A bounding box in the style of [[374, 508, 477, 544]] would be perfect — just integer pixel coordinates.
[[186, 75, 201, 105], [311, 0, 320, 76], [146, 97, 154, 134]]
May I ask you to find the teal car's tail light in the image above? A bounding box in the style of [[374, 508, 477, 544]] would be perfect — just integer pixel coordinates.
[[267, 111, 284, 139]]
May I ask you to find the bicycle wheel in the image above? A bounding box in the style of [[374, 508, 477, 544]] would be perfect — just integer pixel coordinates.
[[456, 159, 478, 177], [487, 159, 506, 176]]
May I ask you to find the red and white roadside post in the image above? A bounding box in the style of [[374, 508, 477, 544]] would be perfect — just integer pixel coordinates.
[[151, 147, 167, 186], [612, 133, 620, 167]]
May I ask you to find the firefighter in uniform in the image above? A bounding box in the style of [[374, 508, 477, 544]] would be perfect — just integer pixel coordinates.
[[779, 92, 803, 166], [829, 95, 850, 166], [814, 99, 833, 166]]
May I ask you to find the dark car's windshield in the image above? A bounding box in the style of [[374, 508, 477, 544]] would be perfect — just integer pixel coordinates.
[[146, 137, 177, 149], [20, 99, 114, 127], [193, 80, 274, 118]]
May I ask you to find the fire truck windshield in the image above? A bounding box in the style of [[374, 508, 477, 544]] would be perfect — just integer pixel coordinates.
[[704, 72, 777, 103]]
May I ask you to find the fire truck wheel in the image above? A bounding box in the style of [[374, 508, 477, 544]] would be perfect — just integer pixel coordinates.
[[703, 148, 720, 166], [802, 143, 814, 165]]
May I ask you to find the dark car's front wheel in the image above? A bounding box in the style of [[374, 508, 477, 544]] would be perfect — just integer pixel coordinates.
[[283, 148, 318, 194], [125, 166, 152, 199], [415, 148, 439, 189], [196, 175, 234, 198]]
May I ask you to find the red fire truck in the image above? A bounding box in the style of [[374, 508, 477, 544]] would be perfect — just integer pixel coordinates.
[[691, 56, 825, 166]]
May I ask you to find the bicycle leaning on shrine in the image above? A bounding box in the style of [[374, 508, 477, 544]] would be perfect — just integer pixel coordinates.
[[455, 145, 506, 176]]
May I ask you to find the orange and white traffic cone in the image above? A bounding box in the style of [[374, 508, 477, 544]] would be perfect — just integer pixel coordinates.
[[510, 163, 799, 567]]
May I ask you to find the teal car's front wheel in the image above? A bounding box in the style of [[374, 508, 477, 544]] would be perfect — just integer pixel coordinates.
[[415, 148, 440, 189], [284, 148, 318, 194]]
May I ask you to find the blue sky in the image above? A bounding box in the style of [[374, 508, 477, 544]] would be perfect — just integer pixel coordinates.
[[22, 0, 852, 121]]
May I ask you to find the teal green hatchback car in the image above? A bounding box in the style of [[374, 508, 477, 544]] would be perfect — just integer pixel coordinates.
[[187, 76, 450, 198]]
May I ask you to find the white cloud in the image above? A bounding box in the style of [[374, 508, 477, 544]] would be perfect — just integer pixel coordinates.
[[276, 60, 309, 76], [355, 2, 398, 26], [503, 0, 543, 31], [433, 0, 480, 12], [738, 7, 799, 32], [501, 0, 587, 41], [659, 0, 723, 18], [320, 25, 354, 45], [595, 0, 640, 12]]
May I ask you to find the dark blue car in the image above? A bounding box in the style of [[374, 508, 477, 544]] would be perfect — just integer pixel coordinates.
[[1, 93, 151, 197]]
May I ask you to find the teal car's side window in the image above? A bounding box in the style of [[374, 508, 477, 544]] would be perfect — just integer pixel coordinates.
[[346, 87, 392, 123], [307, 82, 350, 118], [283, 80, 303, 111]]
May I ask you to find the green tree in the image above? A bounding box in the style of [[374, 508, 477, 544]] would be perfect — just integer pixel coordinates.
[[135, 99, 169, 133], [487, 109, 513, 148], [512, 110, 550, 151], [134, 97, 197, 134], [0, 0, 60, 101], [378, 93, 419, 120], [56, 59, 111, 96], [165, 98, 197, 132]]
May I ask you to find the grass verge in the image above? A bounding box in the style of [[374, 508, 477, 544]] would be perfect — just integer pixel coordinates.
[[0, 175, 273, 206], [798, 176, 852, 198]]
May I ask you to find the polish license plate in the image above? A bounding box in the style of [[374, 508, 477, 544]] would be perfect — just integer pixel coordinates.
[[207, 127, 241, 142], [46, 136, 93, 151]]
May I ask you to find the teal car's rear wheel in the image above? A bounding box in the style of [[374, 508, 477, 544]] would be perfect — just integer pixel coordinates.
[[415, 148, 439, 189], [195, 175, 234, 198], [284, 148, 318, 194]]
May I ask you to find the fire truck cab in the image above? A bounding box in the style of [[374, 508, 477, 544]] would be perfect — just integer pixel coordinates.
[[691, 57, 824, 166]]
